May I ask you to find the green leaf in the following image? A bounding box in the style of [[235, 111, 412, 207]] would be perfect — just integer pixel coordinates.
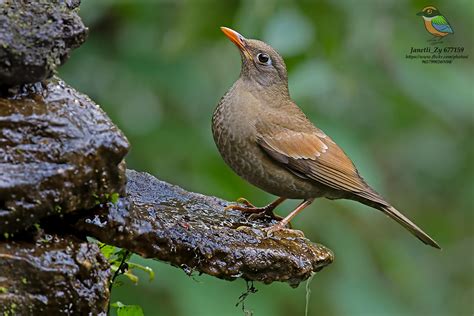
[[115, 248, 133, 263], [128, 262, 155, 281], [110, 192, 120, 204], [112, 302, 144, 316], [123, 270, 139, 284], [96, 242, 156, 288], [99, 243, 116, 259], [111, 301, 125, 308], [117, 305, 144, 316]]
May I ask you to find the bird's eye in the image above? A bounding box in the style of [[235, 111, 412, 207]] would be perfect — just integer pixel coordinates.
[[257, 53, 271, 65], [427, 9, 432, 14]]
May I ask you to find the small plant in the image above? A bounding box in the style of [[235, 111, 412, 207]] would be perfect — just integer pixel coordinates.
[[236, 281, 258, 316], [93, 192, 120, 206], [99, 243, 155, 286], [111, 301, 144, 316], [97, 242, 155, 315]]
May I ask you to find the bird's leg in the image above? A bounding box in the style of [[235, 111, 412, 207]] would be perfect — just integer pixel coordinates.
[[225, 197, 286, 220], [265, 199, 314, 236]]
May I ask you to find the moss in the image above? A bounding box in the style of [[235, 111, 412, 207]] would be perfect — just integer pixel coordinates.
[[5, 303, 17, 316], [93, 192, 121, 206]]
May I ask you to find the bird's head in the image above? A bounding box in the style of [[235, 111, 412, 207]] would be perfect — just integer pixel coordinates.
[[417, 6, 441, 18], [221, 27, 288, 92]]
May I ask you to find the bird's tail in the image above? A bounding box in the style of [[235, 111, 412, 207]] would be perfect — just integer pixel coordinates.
[[378, 204, 441, 249]]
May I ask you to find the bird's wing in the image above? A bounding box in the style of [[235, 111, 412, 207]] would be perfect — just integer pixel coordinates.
[[256, 122, 386, 204], [432, 15, 454, 33]]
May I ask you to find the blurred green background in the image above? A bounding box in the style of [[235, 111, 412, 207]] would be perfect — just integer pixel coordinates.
[[60, 0, 473, 315]]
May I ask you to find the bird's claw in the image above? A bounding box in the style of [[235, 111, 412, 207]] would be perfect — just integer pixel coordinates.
[[224, 204, 260, 212], [224, 204, 273, 216], [264, 223, 286, 237], [264, 224, 302, 237], [236, 197, 256, 208], [248, 210, 287, 223], [224, 197, 256, 212], [224, 197, 287, 224]]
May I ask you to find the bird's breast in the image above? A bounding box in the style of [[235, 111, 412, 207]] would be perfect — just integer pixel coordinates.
[[212, 86, 324, 199], [212, 86, 261, 178]]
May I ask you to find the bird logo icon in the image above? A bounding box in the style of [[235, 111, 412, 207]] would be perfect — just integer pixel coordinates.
[[417, 6, 454, 43]]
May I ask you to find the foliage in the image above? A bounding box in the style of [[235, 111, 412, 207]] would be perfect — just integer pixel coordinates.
[[99, 243, 155, 287], [93, 192, 120, 206], [111, 302, 144, 316], [98, 242, 154, 315]]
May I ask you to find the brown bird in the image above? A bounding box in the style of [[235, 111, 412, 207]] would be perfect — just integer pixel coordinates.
[[212, 27, 440, 249]]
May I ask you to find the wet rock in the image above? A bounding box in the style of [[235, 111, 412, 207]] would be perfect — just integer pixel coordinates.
[[0, 232, 110, 315], [0, 78, 129, 235], [74, 170, 333, 287], [0, 0, 87, 86]]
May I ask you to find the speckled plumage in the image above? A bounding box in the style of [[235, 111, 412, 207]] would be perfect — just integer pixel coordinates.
[[213, 27, 440, 248], [212, 79, 326, 199]]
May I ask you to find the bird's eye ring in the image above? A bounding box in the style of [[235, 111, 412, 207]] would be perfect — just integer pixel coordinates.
[[256, 53, 271, 65]]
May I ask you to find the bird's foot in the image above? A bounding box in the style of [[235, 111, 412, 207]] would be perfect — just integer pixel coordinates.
[[264, 223, 303, 237], [235, 197, 256, 208], [224, 197, 286, 222], [263, 199, 314, 237], [248, 209, 286, 223], [224, 197, 259, 212], [264, 222, 286, 236]]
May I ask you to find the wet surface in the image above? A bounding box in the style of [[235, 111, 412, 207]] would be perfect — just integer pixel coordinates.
[[74, 170, 334, 287], [0, 0, 87, 86], [0, 78, 129, 235], [0, 232, 110, 315]]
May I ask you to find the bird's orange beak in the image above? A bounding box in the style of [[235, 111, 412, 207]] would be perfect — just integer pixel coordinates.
[[220, 27, 253, 60]]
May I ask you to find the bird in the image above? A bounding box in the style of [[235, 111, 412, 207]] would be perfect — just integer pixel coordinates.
[[416, 6, 453, 41], [212, 27, 440, 249]]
